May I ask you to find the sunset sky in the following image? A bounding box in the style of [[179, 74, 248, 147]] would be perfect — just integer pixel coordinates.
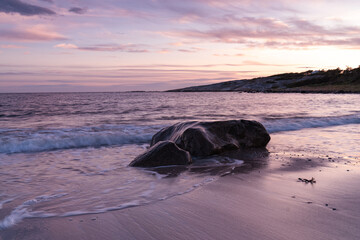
[[1, 0, 360, 92]]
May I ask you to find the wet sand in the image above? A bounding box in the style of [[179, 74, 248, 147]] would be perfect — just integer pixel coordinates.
[[1, 127, 360, 240]]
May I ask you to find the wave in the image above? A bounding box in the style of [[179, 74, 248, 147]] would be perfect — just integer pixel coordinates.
[[0, 125, 160, 154], [0, 114, 359, 154], [264, 114, 360, 133]]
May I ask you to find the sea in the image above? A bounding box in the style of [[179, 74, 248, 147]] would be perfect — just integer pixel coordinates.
[[0, 92, 359, 229]]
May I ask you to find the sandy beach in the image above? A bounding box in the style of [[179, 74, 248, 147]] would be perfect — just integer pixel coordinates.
[[2, 125, 359, 240]]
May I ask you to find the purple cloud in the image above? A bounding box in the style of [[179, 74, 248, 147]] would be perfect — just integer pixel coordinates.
[[68, 7, 87, 14], [55, 43, 149, 53], [0, 0, 55, 16], [79, 44, 148, 53], [177, 47, 203, 53]]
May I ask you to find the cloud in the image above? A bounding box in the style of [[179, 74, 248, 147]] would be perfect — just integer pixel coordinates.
[[112, 8, 152, 19], [241, 60, 290, 66], [178, 49, 195, 53], [0, 44, 25, 49], [177, 47, 203, 53], [213, 53, 243, 57], [163, 16, 360, 49], [0, 62, 296, 71], [53, 43, 149, 53], [0, 71, 35, 76], [54, 43, 78, 49], [0, 66, 258, 92], [0, 26, 66, 42], [68, 7, 87, 14], [78, 44, 148, 52], [0, 0, 55, 16]]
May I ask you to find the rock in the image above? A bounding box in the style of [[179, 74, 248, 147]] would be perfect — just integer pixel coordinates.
[[150, 120, 270, 157], [298, 177, 316, 184], [129, 141, 192, 167]]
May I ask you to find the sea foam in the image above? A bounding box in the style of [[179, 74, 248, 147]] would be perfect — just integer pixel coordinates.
[[0, 125, 159, 154], [0, 114, 359, 154], [264, 113, 360, 133]]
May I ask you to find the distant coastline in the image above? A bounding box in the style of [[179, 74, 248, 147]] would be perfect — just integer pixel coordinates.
[[169, 67, 360, 93]]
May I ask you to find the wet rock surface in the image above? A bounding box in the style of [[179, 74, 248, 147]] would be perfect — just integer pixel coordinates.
[[129, 141, 192, 167], [131, 120, 270, 167], [151, 120, 271, 157]]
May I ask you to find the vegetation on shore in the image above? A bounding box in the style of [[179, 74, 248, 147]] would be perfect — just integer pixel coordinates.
[[170, 66, 360, 93], [275, 66, 360, 92]]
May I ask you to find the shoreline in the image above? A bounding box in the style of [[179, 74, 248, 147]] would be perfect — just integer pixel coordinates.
[[167, 89, 360, 94], [168, 68, 360, 93], [2, 156, 359, 240], [1, 126, 359, 240]]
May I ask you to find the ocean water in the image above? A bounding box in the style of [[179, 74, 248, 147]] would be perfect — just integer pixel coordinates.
[[0, 92, 359, 229]]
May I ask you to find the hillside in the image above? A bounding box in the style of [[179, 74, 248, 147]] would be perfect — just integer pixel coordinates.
[[169, 67, 360, 93]]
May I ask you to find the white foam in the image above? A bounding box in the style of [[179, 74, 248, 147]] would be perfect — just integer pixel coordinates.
[[0, 194, 66, 229], [2, 114, 359, 154], [0, 198, 14, 210], [159, 177, 216, 201], [140, 182, 156, 198], [0, 205, 32, 229], [0, 173, 217, 229], [60, 200, 141, 217], [0, 125, 157, 154], [265, 114, 360, 133], [191, 157, 244, 167]]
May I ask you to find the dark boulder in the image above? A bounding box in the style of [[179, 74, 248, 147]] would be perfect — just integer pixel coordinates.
[[129, 141, 192, 167], [150, 120, 270, 157]]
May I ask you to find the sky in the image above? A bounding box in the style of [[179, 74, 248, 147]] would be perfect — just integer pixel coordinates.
[[0, 0, 360, 92]]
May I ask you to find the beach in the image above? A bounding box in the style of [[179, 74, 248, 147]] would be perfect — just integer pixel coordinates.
[[1, 0, 360, 238], [1, 122, 359, 240], [1, 92, 359, 240]]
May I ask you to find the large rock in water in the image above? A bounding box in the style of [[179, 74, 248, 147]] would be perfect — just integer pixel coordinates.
[[150, 120, 270, 157], [129, 141, 192, 167]]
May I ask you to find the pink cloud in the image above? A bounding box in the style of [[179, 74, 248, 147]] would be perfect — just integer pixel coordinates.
[[213, 53, 243, 57], [162, 16, 360, 49], [175, 14, 201, 24], [113, 8, 152, 19], [0, 25, 66, 42], [241, 60, 290, 67], [54, 43, 78, 49], [0, 44, 25, 48]]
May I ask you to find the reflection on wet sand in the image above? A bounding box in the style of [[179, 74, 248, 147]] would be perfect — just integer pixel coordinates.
[[147, 147, 270, 177]]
